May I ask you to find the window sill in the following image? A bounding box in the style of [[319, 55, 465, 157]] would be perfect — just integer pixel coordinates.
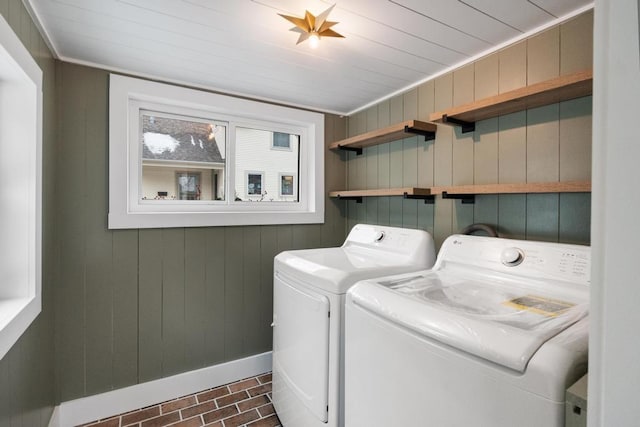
[[0, 296, 40, 360], [109, 209, 324, 229]]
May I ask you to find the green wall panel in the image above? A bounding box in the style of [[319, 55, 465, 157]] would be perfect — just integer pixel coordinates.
[[377, 197, 391, 226], [162, 228, 187, 377], [112, 230, 139, 389], [138, 229, 164, 383], [243, 226, 264, 356], [205, 227, 227, 364], [365, 197, 379, 225], [184, 228, 208, 370]]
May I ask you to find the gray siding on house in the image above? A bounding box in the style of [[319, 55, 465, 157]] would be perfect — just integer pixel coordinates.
[[54, 61, 347, 402], [344, 11, 593, 249], [0, 0, 57, 426]]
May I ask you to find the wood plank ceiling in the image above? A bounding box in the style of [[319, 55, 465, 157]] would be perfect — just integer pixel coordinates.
[[27, 0, 592, 114]]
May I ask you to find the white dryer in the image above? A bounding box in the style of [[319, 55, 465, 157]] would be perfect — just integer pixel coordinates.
[[345, 234, 590, 427], [272, 224, 436, 427]]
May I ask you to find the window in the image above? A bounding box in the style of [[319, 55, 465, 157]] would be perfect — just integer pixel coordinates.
[[272, 132, 291, 150], [246, 172, 264, 197], [176, 172, 202, 200], [109, 74, 324, 228], [280, 174, 296, 197], [0, 14, 43, 360]]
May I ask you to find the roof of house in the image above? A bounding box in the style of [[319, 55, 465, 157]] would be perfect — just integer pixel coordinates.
[[142, 115, 224, 163]]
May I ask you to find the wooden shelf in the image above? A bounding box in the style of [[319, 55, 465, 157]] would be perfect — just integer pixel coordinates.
[[431, 181, 591, 196], [429, 70, 593, 132], [329, 187, 434, 203], [328, 120, 437, 154], [330, 181, 590, 204]]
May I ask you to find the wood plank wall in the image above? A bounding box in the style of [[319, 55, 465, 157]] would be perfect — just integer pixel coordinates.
[[344, 11, 593, 249], [54, 62, 347, 402], [0, 1, 57, 426]]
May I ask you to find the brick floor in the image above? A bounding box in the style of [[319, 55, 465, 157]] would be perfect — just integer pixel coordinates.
[[80, 373, 281, 427]]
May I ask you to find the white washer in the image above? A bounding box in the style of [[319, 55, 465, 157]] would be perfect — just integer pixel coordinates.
[[345, 234, 590, 427], [272, 224, 436, 427]]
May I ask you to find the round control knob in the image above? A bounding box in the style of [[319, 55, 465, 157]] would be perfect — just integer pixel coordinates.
[[374, 231, 385, 242], [501, 247, 524, 266]]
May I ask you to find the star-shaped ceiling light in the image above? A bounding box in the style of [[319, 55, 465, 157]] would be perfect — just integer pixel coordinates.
[[279, 4, 344, 48]]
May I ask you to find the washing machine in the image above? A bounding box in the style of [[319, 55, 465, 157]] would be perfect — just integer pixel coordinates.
[[345, 234, 590, 427], [272, 224, 436, 427]]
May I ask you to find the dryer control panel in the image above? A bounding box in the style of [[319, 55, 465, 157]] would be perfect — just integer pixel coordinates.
[[343, 224, 435, 262]]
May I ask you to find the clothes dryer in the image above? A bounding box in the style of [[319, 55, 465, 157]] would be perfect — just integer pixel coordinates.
[[272, 224, 436, 427]]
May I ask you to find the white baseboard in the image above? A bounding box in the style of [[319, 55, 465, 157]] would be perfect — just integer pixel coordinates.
[[48, 352, 272, 427]]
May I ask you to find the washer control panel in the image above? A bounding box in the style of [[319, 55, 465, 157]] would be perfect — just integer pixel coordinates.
[[440, 234, 591, 285]]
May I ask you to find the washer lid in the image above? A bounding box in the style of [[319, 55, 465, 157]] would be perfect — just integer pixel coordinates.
[[275, 245, 431, 294], [349, 269, 589, 372]]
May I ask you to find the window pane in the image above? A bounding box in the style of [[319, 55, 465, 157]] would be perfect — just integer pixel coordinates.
[[272, 132, 291, 149], [235, 128, 299, 202], [141, 112, 226, 201], [281, 175, 294, 196], [176, 172, 201, 200], [247, 173, 263, 195]]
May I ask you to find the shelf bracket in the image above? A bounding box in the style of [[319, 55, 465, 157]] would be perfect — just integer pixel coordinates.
[[336, 195, 363, 203], [403, 192, 435, 204], [442, 115, 475, 134], [337, 145, 363, 155], [405, 125, 436, 142], [442, 191, 475, 204]]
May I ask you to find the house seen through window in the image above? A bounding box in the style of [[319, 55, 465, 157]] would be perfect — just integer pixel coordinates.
[[141, 112, 226, 201], [140, 114, 300, 204]]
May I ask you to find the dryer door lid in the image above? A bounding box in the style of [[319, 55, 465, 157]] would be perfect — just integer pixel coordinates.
[[349, 272, 589, 372]]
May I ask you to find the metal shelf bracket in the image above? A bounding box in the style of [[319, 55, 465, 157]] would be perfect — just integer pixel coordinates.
[[337, 145, 363, 155], [405, 125, 436, 141], [442, 191, 475, 204], [403, 192, 435, 204], [442, 114, 475, 133], [336, 195, 363, 203]]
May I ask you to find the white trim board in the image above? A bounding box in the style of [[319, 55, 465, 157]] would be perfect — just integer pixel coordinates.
[[48, 352, 272, 427]]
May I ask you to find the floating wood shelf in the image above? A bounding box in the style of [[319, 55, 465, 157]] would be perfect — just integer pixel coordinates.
[[431, 181, 591, 204], [429, 70, 593, 133], [329, 120, 437, 155], [330, 181, 590, 204], [432, 181, 591, 195], [329, 187, 434, 203]]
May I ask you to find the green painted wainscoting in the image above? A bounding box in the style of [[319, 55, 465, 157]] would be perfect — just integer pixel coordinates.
[[54, 61, 347, 403], [0, 0, 57, 426], [343, 11, 593, 249]]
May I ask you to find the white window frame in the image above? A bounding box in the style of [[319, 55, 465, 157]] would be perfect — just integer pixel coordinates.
[[109, 74, 324, 228], [0, 14, 43, 361]]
